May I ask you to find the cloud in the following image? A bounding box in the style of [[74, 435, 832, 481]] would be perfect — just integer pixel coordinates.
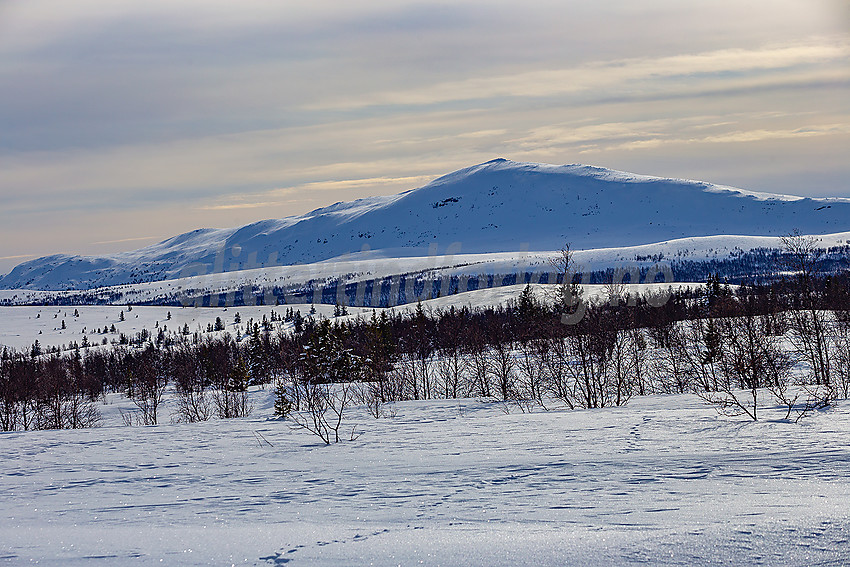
[[665, 124, 848, 148], [306, 40, 850, 110], [0, 254, 36, 261], [91, 236, 158, 246], [565, 123, 850, 152], [199, 175, 435, 211], [267, 175, 437, 197], [198, 202, 292, 212]]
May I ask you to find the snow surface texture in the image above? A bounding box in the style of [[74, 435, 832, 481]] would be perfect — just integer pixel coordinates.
[[1, 392, 849, 566], [4, 158, 850, 291]]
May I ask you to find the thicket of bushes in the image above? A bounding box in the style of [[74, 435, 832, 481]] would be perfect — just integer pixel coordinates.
[[2, 264, 849, 434]]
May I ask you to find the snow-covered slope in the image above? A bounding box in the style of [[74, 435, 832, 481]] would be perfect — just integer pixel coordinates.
[[3, 231, 847, 308], [4, 158, 850, 291]]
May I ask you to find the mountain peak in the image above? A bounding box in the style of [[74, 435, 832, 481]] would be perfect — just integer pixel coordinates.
[[3, 160, 849, 290]]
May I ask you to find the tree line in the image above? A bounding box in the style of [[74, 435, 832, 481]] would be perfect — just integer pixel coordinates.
[[2, 262, 849, 433]]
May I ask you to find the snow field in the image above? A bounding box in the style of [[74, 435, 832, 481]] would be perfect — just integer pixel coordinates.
[[1, 392, 849, 565], [0, 304, 362, 352]]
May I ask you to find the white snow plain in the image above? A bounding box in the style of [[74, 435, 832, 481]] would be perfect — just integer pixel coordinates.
[[1, 390, 849, 566]]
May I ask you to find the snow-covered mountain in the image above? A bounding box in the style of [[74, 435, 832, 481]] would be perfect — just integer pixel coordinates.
[[3, 158, 850, 291]]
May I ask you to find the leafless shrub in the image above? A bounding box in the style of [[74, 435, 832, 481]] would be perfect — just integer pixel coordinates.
[[559, 306, 630, 409], [212, 356, 253, 419], [213, 389, 252, 419], [488, 340, 517, 402], [787, 309, 835, 386], [355, 380, 397, 419], [128, 371, 167, 426], [435, 346, 469, 400], [290, 381, 356, 444], [119, 408, 135, 427], [172, 344, 213, 422], [782, 230, 834, 386], [770, 383, 834, 422], [549, 244, 585, 325], [497, 397, 539, 414], [698, 312, 794, 421], [175, 386, 213, 423], [36, 355, 101, 430], [832, 331, 850, 399], [516, 338, 546, 405]]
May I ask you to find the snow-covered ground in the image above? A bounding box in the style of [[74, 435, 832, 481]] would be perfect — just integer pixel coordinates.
[[0, 303, 361, 352], [1, 390, 848, 566]]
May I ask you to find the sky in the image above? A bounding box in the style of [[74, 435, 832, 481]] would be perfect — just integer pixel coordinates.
[[1, 0, 849, 275]]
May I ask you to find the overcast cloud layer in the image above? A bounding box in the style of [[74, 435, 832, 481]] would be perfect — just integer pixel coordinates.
[[1, 0, 848, 274]]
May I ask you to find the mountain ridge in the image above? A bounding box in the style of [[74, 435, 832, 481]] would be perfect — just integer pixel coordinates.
[[3, 158, 849, 291]]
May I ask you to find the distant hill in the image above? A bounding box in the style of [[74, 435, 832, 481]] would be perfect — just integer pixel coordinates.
[[3, 158, 849, 291]]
